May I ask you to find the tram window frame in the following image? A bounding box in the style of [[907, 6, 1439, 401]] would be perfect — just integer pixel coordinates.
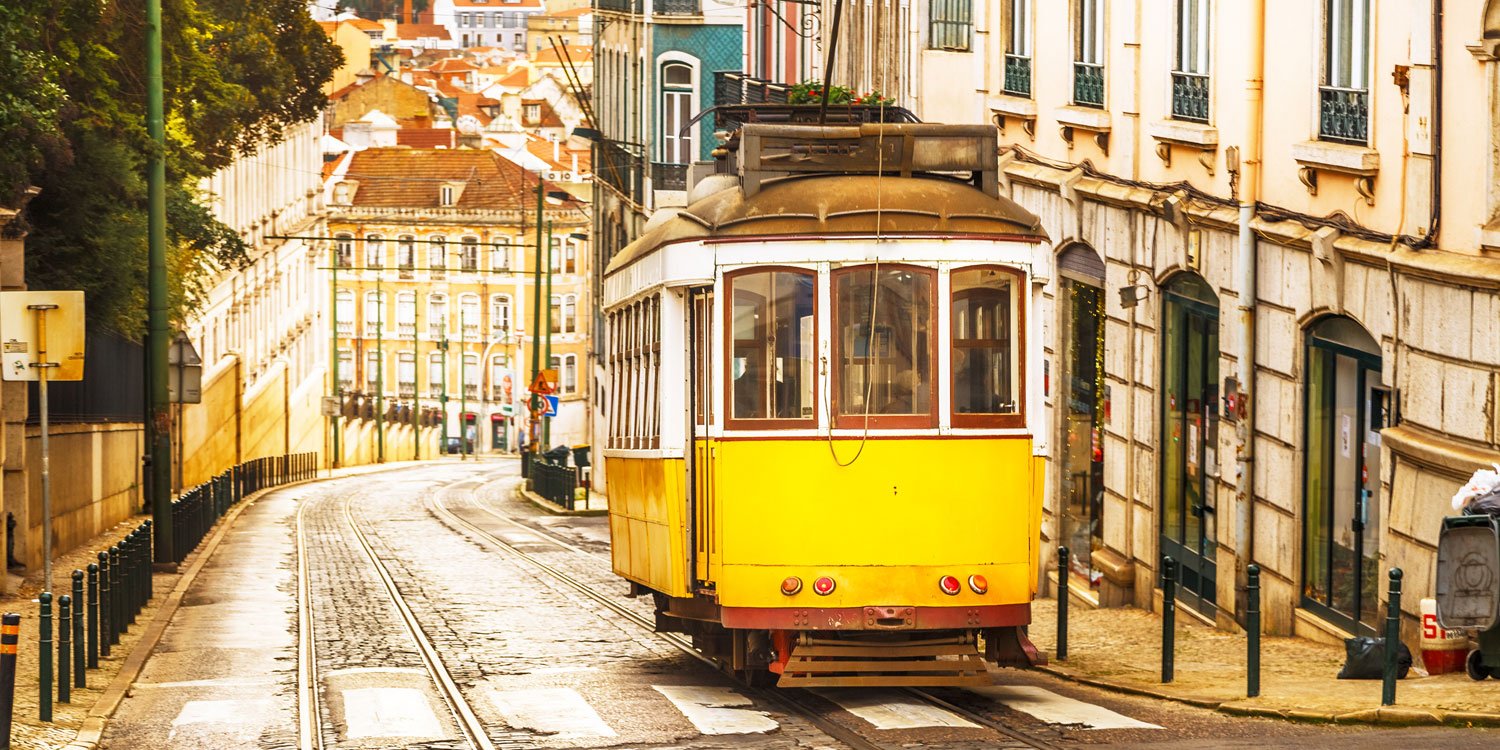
[[723, 267, 819, 430], [831, 264, 939, 430], [950, 264, 1027, 429]]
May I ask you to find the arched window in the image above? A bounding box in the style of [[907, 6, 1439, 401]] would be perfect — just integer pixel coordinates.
[[550, 295, 562, 334], [334, 233, 354, 268], [563, 354, 578, 394], [428, 235, 447, 270], [335, 289, 354, 335], [490, 354, 511, 400], [428, 293, 448, 338], [398, 235, 416, 269], [427, 352, 445, 398], [460, 236, 479, 271], [459, 294, 481, 336], [661, 61, 695, 163], [365, 234, 384, 268], [563, 294, 578, 333], [364, 291, 385, 336], [463, 353, 479, 397], [397, 351, 416, 396], [365, 349, 382, 392], [336, 350, 354, 392], [491, 294, 512, 336], [490, 239, 510, 271], [396, 292, 416, 337]]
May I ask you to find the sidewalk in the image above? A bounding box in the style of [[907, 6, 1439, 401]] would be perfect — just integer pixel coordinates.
[[1029, 595, 1500, 727], [2, 459, 436, 749]]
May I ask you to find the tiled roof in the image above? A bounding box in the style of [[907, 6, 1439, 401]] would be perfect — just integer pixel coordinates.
[[498, 68, 531, 88], [525, 137, 591, 173], [396, 128, 459, 149], [396, 23, 452, 40], [547, 7, 592, 17], [431, 57, 477, 73], [347, 17, 385, 31], [340, 148, 575, 210], [531, 45, 592, 64]]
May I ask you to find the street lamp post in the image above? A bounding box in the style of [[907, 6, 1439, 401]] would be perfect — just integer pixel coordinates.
[[329, 244, 342, 469], [543, 221, 554, 450]]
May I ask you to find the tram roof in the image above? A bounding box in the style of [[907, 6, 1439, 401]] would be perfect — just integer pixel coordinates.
[[605, 172, 1047, 275]]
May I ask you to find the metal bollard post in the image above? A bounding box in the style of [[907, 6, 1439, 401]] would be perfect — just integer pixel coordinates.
[[1382, 568, 1404, 706], [127, 530, 140, 617], [57, 596, 70, 704], [142, 520, 153, 601], [1161, 556, 1177, 684], [70, 571, 84, 688], [86, 564, 99, 669], [0, 613, 18, 745], [38, 593, 51, 721], [108, 545, 122, 641], [1247, 563, 1261, 698], [1057, 546, 1070, 661], [97, 552, 113, 653]]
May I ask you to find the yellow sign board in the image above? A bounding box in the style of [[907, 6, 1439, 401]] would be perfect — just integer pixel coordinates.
[[0, 291, 86, 381]]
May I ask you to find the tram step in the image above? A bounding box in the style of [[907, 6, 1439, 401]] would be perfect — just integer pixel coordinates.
[[778, 640, 990, 688]]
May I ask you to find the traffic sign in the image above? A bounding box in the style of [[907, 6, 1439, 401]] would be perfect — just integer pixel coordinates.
[[529, 368, 559, 395], [0, 291, 86, 381], [544, 395, 559, 417]]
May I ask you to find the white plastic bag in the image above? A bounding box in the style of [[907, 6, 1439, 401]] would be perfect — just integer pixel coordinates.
[[1452, 464, 1500, 511]]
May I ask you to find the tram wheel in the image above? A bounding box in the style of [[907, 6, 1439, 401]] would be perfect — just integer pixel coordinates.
[[1466, 649, 1492, 681]]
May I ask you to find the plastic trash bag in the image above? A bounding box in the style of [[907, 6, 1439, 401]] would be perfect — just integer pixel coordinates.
[[1464, 487, 1500, 520], [1453, 464, 1500, 511], [1337, 636, 1412, 680]]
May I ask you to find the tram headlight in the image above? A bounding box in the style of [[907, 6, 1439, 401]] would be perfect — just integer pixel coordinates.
[[968, 574, 989, 595], [939, 575, 962, 596], [780, 576, 803, 596]]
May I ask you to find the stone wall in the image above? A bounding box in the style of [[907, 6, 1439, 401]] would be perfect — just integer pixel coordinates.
[[20, 424, 143, 571]]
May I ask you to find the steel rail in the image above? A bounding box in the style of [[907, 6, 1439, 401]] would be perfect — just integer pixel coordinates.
[[454, 474, 1058, 750], [341, 492, 497, 750], [429, 486, 895, 750], [294, 496, 324, 750]]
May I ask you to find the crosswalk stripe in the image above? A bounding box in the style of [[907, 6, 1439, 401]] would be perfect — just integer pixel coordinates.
[[167, 699, 275, 743], [972, 686, 1162, 730], [342, 687, 447, 739], [812, 688, 980, 730], [653, 685, 779, 735], [481, 686, 617, 738]]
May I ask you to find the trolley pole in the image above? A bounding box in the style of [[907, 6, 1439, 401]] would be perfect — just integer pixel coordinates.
[[530, 181, 545, 454], [543, 221, 554, 450], [146, 0, 173, 565], [375, 277, 384, 463], [329, 245, 342, 468], [440, 338, 449, 447], [459, 308, 467, 460]]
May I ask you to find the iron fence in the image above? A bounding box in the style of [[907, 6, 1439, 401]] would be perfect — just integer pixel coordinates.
[[713, 71, 791, 106], [533, 459, 578, 510], [170, 452, 317, 563], [597, 138, 645, 205], [652, 162, 689, 191]]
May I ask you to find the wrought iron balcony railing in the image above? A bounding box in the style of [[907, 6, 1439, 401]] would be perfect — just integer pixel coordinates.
[[596, 138, 645, 205], [713, 72, 791, 106], [652, 162, 688, 192], [1073, 62, 1105, 108], [657, 0, 700, 14], [1171, 72, 1210, 122], [1319, 86, 1369, 145], [1003, 55, 1032, 97], [594, 0, 639, 12]]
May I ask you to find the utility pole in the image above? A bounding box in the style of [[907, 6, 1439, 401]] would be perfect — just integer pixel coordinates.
[[440, 337, 449, 449], [459, 306, 467, 460], [146, 0, 173, 564], [544, 221, 554, 449], [329, 246, 342, 468], [375, 278, 384, 462], [529, 180, 545, 453]]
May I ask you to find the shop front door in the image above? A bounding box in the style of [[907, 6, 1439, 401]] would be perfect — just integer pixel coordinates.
[[1160, 274, 1220, 614]]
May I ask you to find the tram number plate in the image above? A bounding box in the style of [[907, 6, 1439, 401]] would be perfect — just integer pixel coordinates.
[[864, 607, 916, 630]]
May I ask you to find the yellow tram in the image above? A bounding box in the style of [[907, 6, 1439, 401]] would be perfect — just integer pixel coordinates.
[[601, 123, 1049, 686]]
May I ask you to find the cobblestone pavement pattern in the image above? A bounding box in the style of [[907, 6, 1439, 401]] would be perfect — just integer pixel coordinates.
[[91, 461, 1500, 749]]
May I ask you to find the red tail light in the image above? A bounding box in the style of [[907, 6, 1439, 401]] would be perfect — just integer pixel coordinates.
[[780, 577, 803, 596], [939, 575, 962, 595], [813, 576, 836, 595], [968, 574, 989, 594]]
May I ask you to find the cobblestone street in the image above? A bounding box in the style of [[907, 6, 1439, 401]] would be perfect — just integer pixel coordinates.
[[93, 462, 1499, 749]]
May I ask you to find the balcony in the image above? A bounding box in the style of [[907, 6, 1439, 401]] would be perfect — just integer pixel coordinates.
[[364, 323, 383, 338], [336, 320, 353, 336], [429, 323, 446, 339], [594, 0, 639, 12], [1003, 55, 1032, 98], [657, 0, 699, 13], [397, 322, 416, 339], [1073, 62, 1105, 108], [1171, 72, 1210, 123], [464, 384, 479, 399], [1318, 86, 1369, 145], [713, 72, 791, 106], [596, 138, 645, 205], [652, 162, 688, 191], [399, 382, 416, 397]]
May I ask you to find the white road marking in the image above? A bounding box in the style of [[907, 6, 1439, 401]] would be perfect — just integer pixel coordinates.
[[342, 687, 446, 739], [167, 699, 274, 743], [653, 685, 779, 735], [525, 665, 600, 676], [812, 688, 979, 729], [481, 686, 617, 738], [973, 686, 1162, 730], [134, 676, 279, 690]]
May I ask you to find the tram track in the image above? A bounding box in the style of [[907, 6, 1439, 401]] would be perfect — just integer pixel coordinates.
[[296, 478, 498, 750], [437, 476, 1061, 750]]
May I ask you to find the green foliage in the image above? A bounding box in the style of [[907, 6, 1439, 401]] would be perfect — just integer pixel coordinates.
[[1, 0, 338, 335], [786, 80, 895, 107]]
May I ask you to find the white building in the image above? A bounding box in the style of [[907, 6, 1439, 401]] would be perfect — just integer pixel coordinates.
[[430, 0, 544, 51]]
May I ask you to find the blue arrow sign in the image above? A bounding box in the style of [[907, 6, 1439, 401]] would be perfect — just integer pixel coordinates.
[[544, 395, 559, 418]]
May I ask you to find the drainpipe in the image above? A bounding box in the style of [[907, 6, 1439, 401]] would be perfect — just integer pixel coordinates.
[[1234, 0, 1266, 625]]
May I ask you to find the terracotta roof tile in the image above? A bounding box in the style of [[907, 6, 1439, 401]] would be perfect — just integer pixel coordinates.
[[396, 129, 459, 149], [395, 23, 452, 40], [347, 17, 384, 31], [431, 57, 478, 73], [531, 45, 592, 64], [341, 148, 575, 210]]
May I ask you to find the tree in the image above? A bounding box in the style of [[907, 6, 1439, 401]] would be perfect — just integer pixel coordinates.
[[2, 0, 338, 334]]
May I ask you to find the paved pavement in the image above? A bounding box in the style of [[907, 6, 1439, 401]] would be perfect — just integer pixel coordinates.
[[85, 461, 1500, 749]]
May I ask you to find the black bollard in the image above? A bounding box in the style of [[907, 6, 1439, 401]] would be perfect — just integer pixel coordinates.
[[1057, 546, 1070, 662], [1162, 556, 1177, 684], [0, 613, 19, 745], [1247, 563, 1261, 698], [70, 571, 84, 688], [1383, 568, 1403, 706], [38, 593, 51, 721], [108, 546, 122, 642], [142, 520, 153, 601], [57, 595, 70, 704], [86, 564, 99, 669], [97, 552, 113, 653]]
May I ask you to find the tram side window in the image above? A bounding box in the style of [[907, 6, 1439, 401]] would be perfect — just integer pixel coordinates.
[[728, 270, 815, 425], [834, 266, 935, 427], [951, 266, 1024, 427]]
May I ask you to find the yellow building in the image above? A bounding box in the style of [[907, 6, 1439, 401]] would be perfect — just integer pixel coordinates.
[[324, 148, 590, 456], [318, 19, 376, 95]]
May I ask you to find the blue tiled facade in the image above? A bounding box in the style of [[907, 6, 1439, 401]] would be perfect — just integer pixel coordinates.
[[652, 25, 741, 161]]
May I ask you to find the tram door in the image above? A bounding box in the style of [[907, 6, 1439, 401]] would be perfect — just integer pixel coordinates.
[[688, 288, 716, 583], [1161, 275, 1220, 613]]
